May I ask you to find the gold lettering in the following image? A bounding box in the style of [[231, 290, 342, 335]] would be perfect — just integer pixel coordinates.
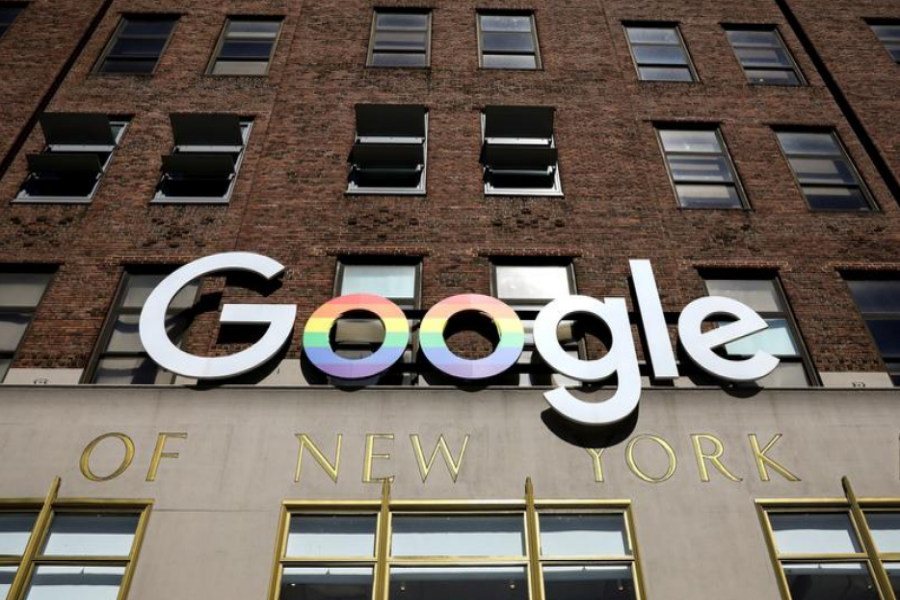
[[585, 448, 606, 483], [363, 434, 394, 484], [80, 433, 135, 482], [145, 432, 187, 482], [749, 434, 800, 482], [691, 434, 742, 483], [294, 434, 342, 483], [410, 434, 469, 483], [626, 435, 677, 483]]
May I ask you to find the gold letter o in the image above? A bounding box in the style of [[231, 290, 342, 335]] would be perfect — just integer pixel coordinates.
[[80, 433, 135, 482]]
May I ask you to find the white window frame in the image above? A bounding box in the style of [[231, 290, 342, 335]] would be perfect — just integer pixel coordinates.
[[347, 114, 428, 196]]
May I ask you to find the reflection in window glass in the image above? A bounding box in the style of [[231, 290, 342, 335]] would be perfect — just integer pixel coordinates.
[[389, 566, 529, 600], [0, 273, 52, 382], [866, 513, 900, 553], [770, 513, 860, 555], [97, 17, 177, 74], [340, 265, 417, 306], [369, 11, 430, 67], [725, 28, 803, 85], [391, 515, 526, 557], [479, 14, 540, 69], [495, 266, 572, 302], [91, 272, 199, 384], [657, 128, 744, 208], [543, 566, 637, 600], [280, 567, 374, 600], [0, 513, 37, 555], [41, 514, 138, 557], [287, 515, 377, 557], [210, 18, 282, 76], [776, 131, 872, 211], [0, 566, 16, 600], [847, 279, 900, 386], [704, 277, 810, 387], [539, 514, 629, 557], [783, 563, 879, 600], [23, 565, 125, 600], [626, 26, 695, 81], [872, 24, 900, 64]]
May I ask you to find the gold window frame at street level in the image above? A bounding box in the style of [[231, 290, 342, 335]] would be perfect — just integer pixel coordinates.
[[757, 477, 900, 600], [268, 480, 645, 600], [0, 479, 153, 600]]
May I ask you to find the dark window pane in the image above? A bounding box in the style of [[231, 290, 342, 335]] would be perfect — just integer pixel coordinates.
[[632, 44, 688, 65], [802, 187, 869, 210], [784, 563, 879, 600], [483, 54, 538, 69], [481, 31, 535, 53], [848, 280, 900, 313], [109, 37, 167, 58], [0, 357, 9, 382], [873, 25, 900, 43], [22, 174, 100, 198], [389, 567, 528, 600], [218, 40, 274, 59], [867, 320, 900, 357], [544, 566, 637, 600], [371, 52, 427, 67], [281, 568, 373, 600], [638, 66, 693, 81], [745, 68, 800, 85]]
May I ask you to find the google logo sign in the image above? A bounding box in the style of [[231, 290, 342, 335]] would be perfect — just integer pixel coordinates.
[[140, 253, 779, 427]]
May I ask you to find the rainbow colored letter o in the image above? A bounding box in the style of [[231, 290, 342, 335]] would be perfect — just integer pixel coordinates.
[[420, 294, 525, 380], [303, 294, 410, 380]]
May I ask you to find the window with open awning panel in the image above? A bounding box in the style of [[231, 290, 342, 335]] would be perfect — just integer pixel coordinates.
[[480, 106, 562, 196], [347, 105, 427, 195]]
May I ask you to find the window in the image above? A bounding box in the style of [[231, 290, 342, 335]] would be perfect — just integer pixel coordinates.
[[155, 114, 252, 203], [703, 277, 813, 387], [725, 27, 804, 85], [96, 16, 177, 74], [333, 261, 420, 385], [625, 25, 696, 82], [0, 272, 52, 382], [656, 127, 746, 209], [16, 114, 128, 203], [871, 23, 900, 64], [760, 500, 900, 600], [208, 18, 282, 76], [492, 263, 577, 386], [368, 10, 431, 67], [272, 493, 643, 600], [846, 278, 900, 385], [775, 130, 874, 211], [89, 270, 200, 384], [0, 499, 150, 600], [348, 105, 427, 195], [481, 106, 562, 196], [0, 3, 25, 40], [477, 13, 541, 69]]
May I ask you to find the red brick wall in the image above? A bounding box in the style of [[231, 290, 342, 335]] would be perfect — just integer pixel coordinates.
[[1, 0, 898, 378]]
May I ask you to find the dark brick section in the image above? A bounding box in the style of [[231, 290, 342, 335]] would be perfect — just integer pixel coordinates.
[[0, 0, 899, 379]]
